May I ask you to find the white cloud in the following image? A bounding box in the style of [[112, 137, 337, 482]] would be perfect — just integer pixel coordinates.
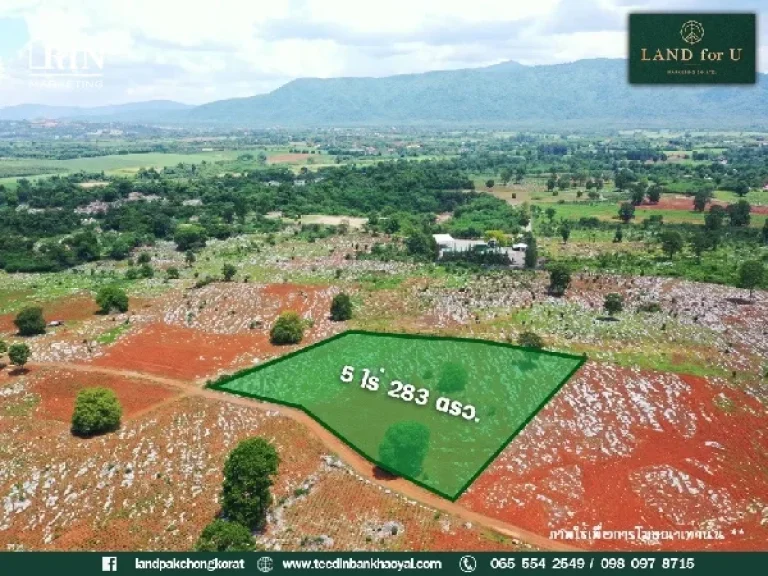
[[0, 0, 764, 107]]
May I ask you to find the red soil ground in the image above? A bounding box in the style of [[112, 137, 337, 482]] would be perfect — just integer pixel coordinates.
[[459, 363, 768, 551], [0, 296, 100, 334], [27, 367, 180, 422], [89, 323, 277, 381], [637, 196, 768, 215]]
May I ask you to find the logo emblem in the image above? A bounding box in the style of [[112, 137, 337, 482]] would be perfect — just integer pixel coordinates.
[[256, 556, 274, 573], [459, 555, 477, 573], [101, 557, 117, 572], [681, 20, 704, 44]]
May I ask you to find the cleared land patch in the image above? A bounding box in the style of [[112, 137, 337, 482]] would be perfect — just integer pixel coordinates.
[[212, 330, 585, 500]]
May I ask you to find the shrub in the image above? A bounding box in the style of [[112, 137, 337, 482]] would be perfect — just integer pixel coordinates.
[[14, 307, 46, 336], [137, 252, 151, 264], [8, 343, 31, 368], [222, 263, 237, 282], [270, 311, 304, 345], [195, 520, 255, 552], [221, 438, 280, 530], [437, 362, 468, 393], [71, 387, 122, 436], [517, 331, 544, 349], [166, 267, 180, 280], [603, 293, 624, 316], [330, 293, 353, 321], [96, 286, 129, 314]]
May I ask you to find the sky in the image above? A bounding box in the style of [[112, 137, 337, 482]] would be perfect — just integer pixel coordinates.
[[0, 0, 765, 108]]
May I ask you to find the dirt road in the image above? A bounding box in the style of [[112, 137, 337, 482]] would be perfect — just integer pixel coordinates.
[[30, 361, 579, 552]]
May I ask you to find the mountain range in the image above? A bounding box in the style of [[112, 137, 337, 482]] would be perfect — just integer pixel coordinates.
[[1, 59, 766, 128]]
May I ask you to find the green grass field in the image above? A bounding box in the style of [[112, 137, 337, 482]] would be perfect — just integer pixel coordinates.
[[212, 330, 584, 500]]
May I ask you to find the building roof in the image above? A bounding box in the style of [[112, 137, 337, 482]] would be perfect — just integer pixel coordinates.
[[432, 234, 455, 244]]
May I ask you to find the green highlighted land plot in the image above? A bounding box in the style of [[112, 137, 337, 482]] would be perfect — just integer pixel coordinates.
[[212, 331, 585, 500]]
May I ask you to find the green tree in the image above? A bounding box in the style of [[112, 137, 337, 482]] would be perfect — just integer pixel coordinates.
[[559, 222, 571, 243], [499, 168, 512, 186], [14, 307, 46, 336], [185, 250, 196, 266], [705, 205, 726, 231], [546, 178, 556, 192], [174, 225, 207, 252], [603, 293, 624, 316], [647, 184, 662, 204], [524, 236, 538, 269], [166, 267, 180, 280], [405, 232, 438, 260], [738, 260, 765, 299], [437, 362, 468, 393], [222, 263, 237, 282], [96, 286, 129, 314], [734, 182, 750, 197], [630, 182, 647, 205], [548, 263, 572, 297], [221, 438, 280, 530], [660, 230, 684, 259], [137, 252, 151, 264], [269, 311, 304, 345], [330, 293, 353, 321], [195, 520, 255, 552], [517, 331, 544, 349], [545, 207, 556, 221], [693, 190, 712, 212], [379, 421, 430, 478], [485, 179, 495, 189], [618, 202, 635, 223], [8, 343, 31, 368], [613, 225, 623, 243], [71, 387, 122, 436], [690, 232, 712, 264], [727, 200, 751, 227]]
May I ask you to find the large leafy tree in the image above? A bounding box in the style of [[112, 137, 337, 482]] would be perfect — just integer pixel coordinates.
[[71, 387, 122, 436], [96, 286, 129, 314], [378, 421, 430, 479], [221, 438, 280, 530], [738, 260, 765, 299], [548, 263, 572, 297], [269, 311, 304, 345], [14, 307, 46, 336]]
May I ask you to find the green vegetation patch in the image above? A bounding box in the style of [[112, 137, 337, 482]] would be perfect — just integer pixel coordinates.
[[212, 330, 585, 500]]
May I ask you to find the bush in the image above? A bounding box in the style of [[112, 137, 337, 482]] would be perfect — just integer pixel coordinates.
[[270, 311, 304, 345], [603, 293, 624, 316], [222, 263, 237, 282], [8, 343, 31, 368], [437, 362, 468, 393], [71, 387, 122, 436], [195, 520, 255, 552], [517, 331, 544, 349], [221, 438, 280, 530], [166, 267, 180, 280], [96, 286, 129, 314], [330, 293, 353, 321], [14, 307, 46, 336]]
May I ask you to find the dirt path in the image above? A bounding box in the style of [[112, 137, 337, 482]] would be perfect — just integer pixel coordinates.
[[30, 361, 578, 552]]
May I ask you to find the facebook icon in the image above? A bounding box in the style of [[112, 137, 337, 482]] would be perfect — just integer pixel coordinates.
[[102, 557, 117, 571]]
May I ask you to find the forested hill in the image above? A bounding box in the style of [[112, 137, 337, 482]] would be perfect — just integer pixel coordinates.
[[184, 59, 768, 128], [3, 59, 767, 127]]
